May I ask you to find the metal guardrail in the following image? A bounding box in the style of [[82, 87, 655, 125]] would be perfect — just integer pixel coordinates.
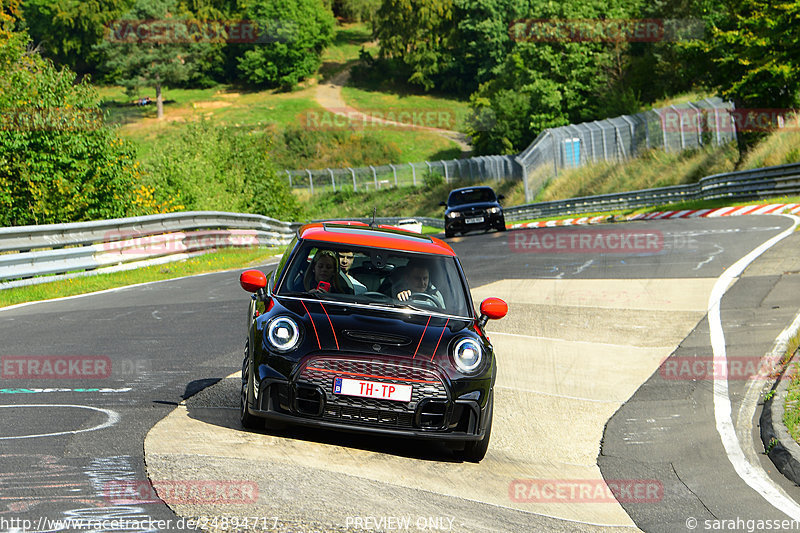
[[504, 162, 800, 221], [0, 212, 295, 288]]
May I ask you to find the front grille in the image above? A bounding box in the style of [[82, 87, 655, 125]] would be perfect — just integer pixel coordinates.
[[296, 357, 448, 429]]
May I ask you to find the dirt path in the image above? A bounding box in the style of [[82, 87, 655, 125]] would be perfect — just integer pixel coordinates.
[[315, 67, 473, 155]]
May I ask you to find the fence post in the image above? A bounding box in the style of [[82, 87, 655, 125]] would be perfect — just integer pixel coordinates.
[[370, 165, 377, 190], [389, 164, 397, 186], [285, 170, 292, 188], [441, 160, 449, 182], [328, 168, 336, 192], [306, 169, 314, 195], [409, 163, 416, 186], [348, 167, 356, 191]]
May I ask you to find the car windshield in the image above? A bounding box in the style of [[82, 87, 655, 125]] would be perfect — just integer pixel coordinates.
[[276, 242, 472, 318], [448, 188, 496, 207]]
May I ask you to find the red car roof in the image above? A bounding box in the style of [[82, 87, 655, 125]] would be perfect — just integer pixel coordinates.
[[298, 222, 456, 256]]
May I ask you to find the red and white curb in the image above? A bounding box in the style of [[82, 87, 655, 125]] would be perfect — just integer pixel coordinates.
[[510, 203, 800, 229]]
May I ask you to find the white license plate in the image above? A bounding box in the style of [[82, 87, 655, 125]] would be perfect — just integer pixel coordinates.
[[465, 216, 484, 224], [333, 377, 412, 402]]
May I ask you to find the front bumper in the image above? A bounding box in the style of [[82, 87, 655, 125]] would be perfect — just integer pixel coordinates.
[[445, 213, 505, 234], [248, 356, 491, 441]]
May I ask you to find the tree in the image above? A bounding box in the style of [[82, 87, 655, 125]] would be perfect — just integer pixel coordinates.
[[94, 0, 214, 118], [236, 0, 335, 90], [22, 0, 132, 75], [699, 0, 800, 110], [0, 30, 140, 226], [373, 0, 454, 90]]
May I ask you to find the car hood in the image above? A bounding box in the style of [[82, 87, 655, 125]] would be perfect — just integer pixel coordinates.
[[277, 297, 475, 360]]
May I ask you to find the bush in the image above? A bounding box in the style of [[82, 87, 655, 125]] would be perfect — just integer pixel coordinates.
[[143, 120, 300, 221], [237, 0, 335, 89], [0, 32, 140, 226]]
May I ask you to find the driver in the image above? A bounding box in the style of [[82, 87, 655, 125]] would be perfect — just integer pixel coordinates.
[[394, 261, 445, 308]]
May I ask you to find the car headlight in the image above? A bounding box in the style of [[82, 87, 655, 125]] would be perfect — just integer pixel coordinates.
[[266, 316, 301, 353], [487, 207, 501, 214], [447, 212, 462, 219], [452, 338, 483, 374]]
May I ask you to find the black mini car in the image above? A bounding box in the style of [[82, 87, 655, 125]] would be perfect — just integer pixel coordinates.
[[440, 186, 506, 238], [238, 222, 507, 461]]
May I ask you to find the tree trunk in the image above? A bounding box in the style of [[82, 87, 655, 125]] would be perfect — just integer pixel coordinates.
[[156, 83, 163, 119]]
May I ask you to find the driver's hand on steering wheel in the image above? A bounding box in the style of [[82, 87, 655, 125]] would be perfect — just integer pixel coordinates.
[[397, 290, 412, 301]]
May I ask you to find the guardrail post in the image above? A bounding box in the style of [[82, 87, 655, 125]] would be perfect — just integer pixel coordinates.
[[306, 169, 313, 195], [328, 168, 336, 192], [348, 167, 356, 191]]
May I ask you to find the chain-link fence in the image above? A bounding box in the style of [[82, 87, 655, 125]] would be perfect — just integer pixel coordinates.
[[283, 155, 520, 195], [283, 97, 737, 200], [517, 97, 737, 201]]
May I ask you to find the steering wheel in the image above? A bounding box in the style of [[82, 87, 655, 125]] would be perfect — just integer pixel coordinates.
[[409, 292, 442, 308]]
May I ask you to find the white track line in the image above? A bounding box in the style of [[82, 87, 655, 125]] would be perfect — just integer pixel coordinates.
[[709, 214, 800, 519]]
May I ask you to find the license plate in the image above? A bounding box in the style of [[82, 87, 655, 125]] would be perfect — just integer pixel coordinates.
[[333, 377, 412, 402], [465, 216, 484, 224]]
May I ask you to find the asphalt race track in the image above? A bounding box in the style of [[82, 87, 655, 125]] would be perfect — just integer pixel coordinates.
[[1, 215, 800, 532]]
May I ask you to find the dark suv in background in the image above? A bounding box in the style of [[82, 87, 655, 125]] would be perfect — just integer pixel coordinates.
[[440, 186, 506, 238]]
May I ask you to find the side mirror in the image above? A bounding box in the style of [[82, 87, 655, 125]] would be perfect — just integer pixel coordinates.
[[497, 194, 505, 201], [478, 297, 508, 327], [439, 201, 447, 207], [240, 270, 267, 293]]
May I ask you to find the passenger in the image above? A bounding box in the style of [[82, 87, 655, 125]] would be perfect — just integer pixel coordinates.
[[338, 250, 367, 294], [394, 261, 445, 308], [303, 250, 344, 293]]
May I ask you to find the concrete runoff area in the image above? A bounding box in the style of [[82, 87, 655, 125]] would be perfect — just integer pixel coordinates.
[[144, 277, 717, 530]]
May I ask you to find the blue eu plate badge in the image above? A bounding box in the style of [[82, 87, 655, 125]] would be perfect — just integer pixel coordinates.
[[333, 377, 342, 394]]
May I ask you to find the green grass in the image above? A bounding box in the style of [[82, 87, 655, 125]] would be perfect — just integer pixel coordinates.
[[781, 332, 800, 442], [341, 86, 472, 133], [0, 246, 282, 309], [537, 143, 739, 202]]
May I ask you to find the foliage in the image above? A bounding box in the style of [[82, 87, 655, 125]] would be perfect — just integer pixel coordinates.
[[143, 119, 300, 220], [373, 0, 454, 91], [333, 0, 380, 22], [271, 125, 402, 169], [0, 31, 141, 226], [22, 0, 132, 75], [93, 0, 219, 116], [466, 0, 643, 154], [236, 0, 335, 89]]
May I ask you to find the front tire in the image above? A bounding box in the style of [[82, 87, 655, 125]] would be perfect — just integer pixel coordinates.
[[240, 350, 262, 430], [458, 391, 493, 463]]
